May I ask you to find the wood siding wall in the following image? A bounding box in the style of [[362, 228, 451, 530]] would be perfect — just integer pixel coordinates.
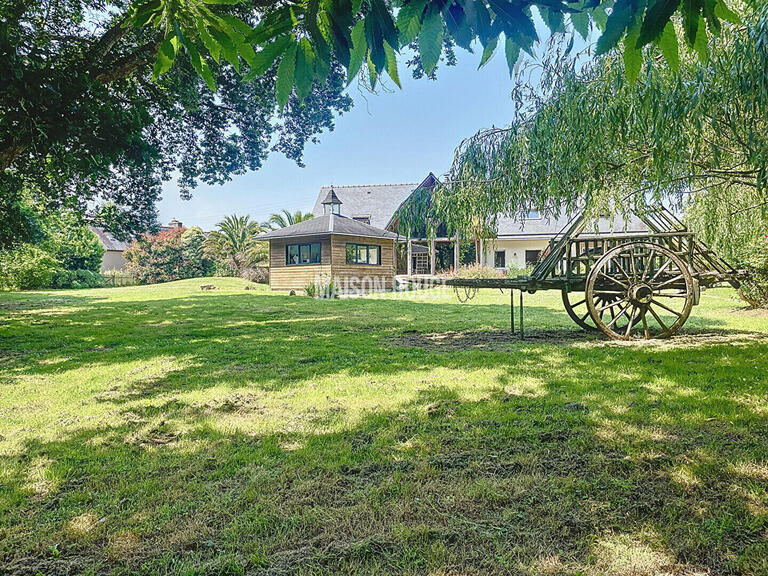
[[330, 235, 396, 291], [268, 234, 396, 292], [269, 235, 332, 291]]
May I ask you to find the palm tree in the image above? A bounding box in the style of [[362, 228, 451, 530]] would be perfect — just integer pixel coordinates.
[[203, 215, 266, 276], [265, 209, 314, 230]]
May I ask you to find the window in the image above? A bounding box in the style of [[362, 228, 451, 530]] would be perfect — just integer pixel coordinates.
[[286, 242, 321, 265], [525, 249, 541, 266], [494, 250, 506, 268], [352, 215, 371, 225], [525, 209, 541, 220], [346, 243, 381, 265]]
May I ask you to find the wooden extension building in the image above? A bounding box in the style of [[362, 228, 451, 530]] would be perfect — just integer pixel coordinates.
[[259, 190, 398, 293]]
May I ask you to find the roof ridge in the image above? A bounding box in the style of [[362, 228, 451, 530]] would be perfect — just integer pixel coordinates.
[[320, 183, 419, 189]]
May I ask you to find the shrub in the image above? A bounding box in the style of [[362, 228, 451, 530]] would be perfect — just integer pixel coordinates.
[[0, 245, 60, 290], [451, 264, 504, 279], [125, 228, 203, 284], [240, 266, 269, 284], [52, 269, 105, 289], [305, 275, 339, 298], [738, 234, 768, 308], [44, 214, 104, 273]]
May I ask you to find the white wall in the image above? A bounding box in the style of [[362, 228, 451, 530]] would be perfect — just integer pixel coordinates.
[[100, 250, 127, 273], [480, 239, 551, 270]]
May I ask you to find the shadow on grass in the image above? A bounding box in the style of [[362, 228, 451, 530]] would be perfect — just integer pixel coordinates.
[[2, 371, 768, 575], [2, 289, 767, 574]]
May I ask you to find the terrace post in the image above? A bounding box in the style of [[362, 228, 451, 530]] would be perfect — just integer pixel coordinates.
[[407, 235, 413, 276], [454, 233, 460, 271], [430, 239, 436, 276]]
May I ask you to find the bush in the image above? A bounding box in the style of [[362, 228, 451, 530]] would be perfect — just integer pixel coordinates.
[[125, 228, 206, 284], [305, 275, 339, 298], [240, 266, 269, 284], [0, 245, 60, 290], [451, 264, 504, 279], [44, 214, 104, 273], [738, 234, 768, 308], [52, 269, 104, 289]]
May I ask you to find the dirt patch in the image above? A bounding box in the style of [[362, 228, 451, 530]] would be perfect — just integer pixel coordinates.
[[393, 328, 768, 352], [392, 329, 597, 351], [193, 392, 266, 416]]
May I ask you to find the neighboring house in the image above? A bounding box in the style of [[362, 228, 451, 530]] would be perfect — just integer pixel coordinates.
[[89, 219, 185, 274], [89, 227, 130, 273], [260, 191, 398, 293], [312, 173, 648, 275]]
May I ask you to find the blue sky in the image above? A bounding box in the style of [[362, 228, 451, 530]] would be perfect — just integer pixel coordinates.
[[157, 23, 562, 230]]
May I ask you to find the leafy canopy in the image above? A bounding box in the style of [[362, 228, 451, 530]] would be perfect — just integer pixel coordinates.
[[435, 3, 766, 261], [0, 0, 352, 247], [134, 0, 742, 106]]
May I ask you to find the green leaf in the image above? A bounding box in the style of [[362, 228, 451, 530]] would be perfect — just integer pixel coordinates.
[[244, 35, 290, 80], [397, 0, 425, 45], [198, 25, 221, 64], [366, 52, 378, 88], [347, 19, 367, 83], [657, 20, 679, 71], [682, 0, 703, 45], [419, 4, 443, 75], [202, 0, 240, 4], [276, 41, 297, 110], [714, 0, 740, 24], [186, 43, 216, 91], [219, 14, 255, 39], [210, 27, 240, 73], [295, 38, 315, 101], [596, 0, 636, 55], [623, 17, 642, 85], [637, 0, 679, 46], [693, 13, 708, 61], [479, 35, 498, 68], [504, 36, 520, 77], [384, 40, 401, 88], [570, 9, 590, 40], [152, 36, 177, 79], [540, 7, 565, 35]]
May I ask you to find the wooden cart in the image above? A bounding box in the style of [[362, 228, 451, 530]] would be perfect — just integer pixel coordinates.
[[408, 206, 742, 340]]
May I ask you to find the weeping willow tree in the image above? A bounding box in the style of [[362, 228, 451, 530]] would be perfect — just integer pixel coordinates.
[[430, 2, 767, 301]]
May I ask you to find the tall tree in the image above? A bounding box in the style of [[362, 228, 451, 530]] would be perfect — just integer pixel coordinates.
[[265, 209, 315, 230], [0, 0, 351, 247]]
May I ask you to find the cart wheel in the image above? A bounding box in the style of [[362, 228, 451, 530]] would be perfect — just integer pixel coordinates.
[[586, 242, 694, 340], [562, 289, 628, 331]]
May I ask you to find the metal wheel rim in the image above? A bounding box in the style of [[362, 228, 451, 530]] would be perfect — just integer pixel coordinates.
[[586, 242, 695, 340]]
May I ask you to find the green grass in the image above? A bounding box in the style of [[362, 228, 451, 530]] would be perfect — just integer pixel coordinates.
[[1, 278, 768, 575]]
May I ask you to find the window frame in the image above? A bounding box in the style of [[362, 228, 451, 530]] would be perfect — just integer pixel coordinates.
[[494, 250, 506, 268], [525, 249, 541, 266], [285, 242, 322, 266], [345, 242, 382, 266]]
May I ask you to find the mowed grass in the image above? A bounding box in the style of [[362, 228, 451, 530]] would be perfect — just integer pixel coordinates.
[[1, 278, 768, 576]]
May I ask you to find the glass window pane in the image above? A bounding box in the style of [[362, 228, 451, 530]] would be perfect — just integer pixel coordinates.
[[346, 244, 355, 264], [300, 244, 310, 263], [287, 245, 299, 265], [369, 245, 380, 265], [310, 243, 321, 264], [357, 245, 366, 264]]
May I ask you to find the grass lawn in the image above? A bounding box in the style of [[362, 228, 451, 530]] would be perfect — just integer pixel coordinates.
[[1, 278, 768, 575]]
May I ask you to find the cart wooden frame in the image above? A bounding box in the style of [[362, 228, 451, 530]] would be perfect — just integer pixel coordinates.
[[407, 206, 742, 340]]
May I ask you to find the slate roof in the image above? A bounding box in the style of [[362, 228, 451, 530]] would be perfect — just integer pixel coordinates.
[[312, 183, 419, 229], [258, 213, 398, 241], [311, 173, 648, 239], [89, 227, 131, 251]]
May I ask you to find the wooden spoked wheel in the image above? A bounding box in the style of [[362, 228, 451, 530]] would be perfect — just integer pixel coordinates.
[[562, 289, 635, 331], [586, 242, 695, 340]]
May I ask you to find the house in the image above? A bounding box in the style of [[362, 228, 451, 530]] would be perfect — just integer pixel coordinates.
[[312, 173, 647, 275], [89, 227, 130, 272], [89, 219, 186, 274], [260, 190, 398, 293]]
